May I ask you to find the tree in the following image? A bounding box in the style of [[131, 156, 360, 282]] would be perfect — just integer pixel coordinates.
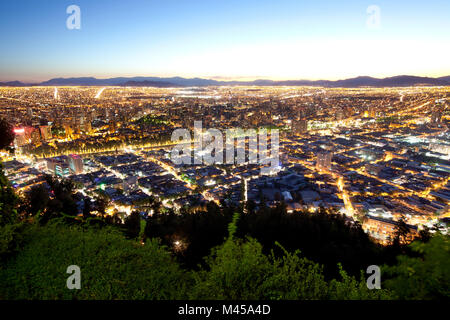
[[418, 226, 432, 243], [39, 175, 78, 221], [82, 198, 92, 219], [0, 119, 14, 150], [0, 220, 190, 299], [0, 162, 23, 263], [25, 184, 49, 216], [0, 163, 18, 226], [93, 194, 109, 216], [190, 213, 392, 300], [124, 211, 141, 239], [392, 215, 411, 246], [383, 234, 449, 299]]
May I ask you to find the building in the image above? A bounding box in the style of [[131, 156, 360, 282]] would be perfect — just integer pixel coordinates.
[[316, 151, 333, 170], [30, 129, 41, 145], [13, 128, 27, 147], [292, 119, 308, 134], [46, 158, 70, 177], [335, 109, 345, 121], [430, 110, 442, 123], [39, 125, 53, 141], [68, 154, 84, 174], [123, 176, 138, 193], [365, 163, 383, 175], [363, 216, 419, 244]]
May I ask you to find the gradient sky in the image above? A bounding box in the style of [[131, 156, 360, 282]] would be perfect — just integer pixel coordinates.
[[1, 0, 449, 82]]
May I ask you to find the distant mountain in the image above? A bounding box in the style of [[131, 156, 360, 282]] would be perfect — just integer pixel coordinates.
[[114, 75, 450, 87], [121, 80, 182, 88], [2, 75, 450, 88], [0, 81, 29, 87], [437, 76, 450, 82], [39, 76, 222, 87], [370, 75, 447, 87], [275, 75, 450, 87], [40, 77, 116, 86]]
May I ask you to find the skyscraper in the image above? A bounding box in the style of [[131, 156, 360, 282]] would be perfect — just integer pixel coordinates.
[[39, 125, 53, 141], [316, 152, 333, 171], [292, 119, 308, 135], [68, 154, 84, 174]]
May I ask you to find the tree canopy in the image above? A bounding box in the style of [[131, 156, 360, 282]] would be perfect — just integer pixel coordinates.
[[0, 118, 14, 150]]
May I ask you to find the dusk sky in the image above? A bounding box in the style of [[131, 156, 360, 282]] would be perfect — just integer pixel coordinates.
[[1, 0, 449, 82]]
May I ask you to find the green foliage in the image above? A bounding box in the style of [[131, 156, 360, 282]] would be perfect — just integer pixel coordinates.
[[191, 236, 279, 299], [0, 220, 190, 299], [0, 118, 14, 150], [227, 212, 240, 239], [0, 163, 18, 226], [0, 211, 398, 300], [25, 184, 49, 216], [190, 235, 393, 300], [237, 204, 382, 279], [124, 211, 141, 239], [189, 216, 392, 300], [0, 222, 26, 263], [135, 115, 169, 126], [328, 264, 394, 300], [383, 234, 450, 299], [51, 125, 66, 137]]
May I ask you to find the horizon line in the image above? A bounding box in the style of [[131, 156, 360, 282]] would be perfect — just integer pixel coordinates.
[[1, 73, 450, 84]]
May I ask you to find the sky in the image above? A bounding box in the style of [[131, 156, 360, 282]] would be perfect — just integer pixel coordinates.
[[0, 0, 449, 82]]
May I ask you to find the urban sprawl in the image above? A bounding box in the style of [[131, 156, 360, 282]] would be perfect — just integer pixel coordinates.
[[1, 85, 449, 244]]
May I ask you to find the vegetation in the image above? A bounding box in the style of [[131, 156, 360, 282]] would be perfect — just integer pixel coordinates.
[[0, 221, 189, 299], [0, 118, 14, 150], [0, 212, 395, 300], [135, 114, 170, 126], [27, 132, 173, 158], [383, 234, 449, 299]]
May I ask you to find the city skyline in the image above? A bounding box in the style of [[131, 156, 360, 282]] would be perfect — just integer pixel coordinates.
[[1, 0, 450, 82]]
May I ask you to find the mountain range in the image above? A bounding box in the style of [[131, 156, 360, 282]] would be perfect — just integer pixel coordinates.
[[1, 75, 450, 88]]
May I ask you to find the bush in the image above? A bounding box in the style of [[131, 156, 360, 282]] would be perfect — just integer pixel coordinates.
[[190, 213, 392, 300], [383, 234, 450, 299], [0, 219, 190, 299]]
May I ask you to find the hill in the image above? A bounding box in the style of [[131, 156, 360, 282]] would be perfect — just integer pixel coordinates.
[[2, 75, 449, 88]]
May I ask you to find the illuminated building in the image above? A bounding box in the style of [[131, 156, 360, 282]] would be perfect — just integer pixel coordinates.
[[363, 216, 419, 244], [316, 151, 333, 171], [39, 125, 52, 141], [68, 154, 84, 174], [293, 119, 308, 134]]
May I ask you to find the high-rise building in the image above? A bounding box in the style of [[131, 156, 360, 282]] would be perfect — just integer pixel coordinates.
[[63, 124, 73, 138], [431, 110, 442, 123], [109, 120, 116, 133], [31, 129, 42, 145], [13, 128, 27, 147], [335, 109, 345, 121], [316, 151, 333, 171], [39, 125, 53, 141], [68, 154, 84, 174], [292, 119, 308, 134], [46, 158, 70, 177], [81, 121, 92, 134]]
